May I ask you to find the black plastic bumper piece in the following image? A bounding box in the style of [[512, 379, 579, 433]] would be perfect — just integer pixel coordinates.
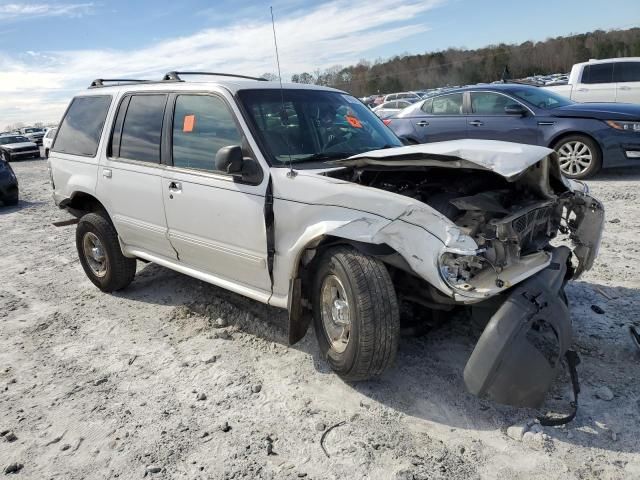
[[464, 246, 573, 408]]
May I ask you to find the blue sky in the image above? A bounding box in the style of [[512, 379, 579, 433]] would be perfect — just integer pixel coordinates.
[[0, 0, 638, 124]]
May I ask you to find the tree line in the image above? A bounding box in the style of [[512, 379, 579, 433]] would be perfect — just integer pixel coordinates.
[[284, 27, 640, 96]]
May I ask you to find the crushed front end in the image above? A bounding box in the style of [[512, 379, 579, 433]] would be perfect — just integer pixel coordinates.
[[333, 144, 604, 408]]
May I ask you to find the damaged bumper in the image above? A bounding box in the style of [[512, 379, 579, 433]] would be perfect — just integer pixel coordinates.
[[463, 246, 573, 408]]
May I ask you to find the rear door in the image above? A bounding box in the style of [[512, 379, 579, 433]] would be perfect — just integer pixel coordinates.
[[466, 91, 540, 145], [162, 92, 271, 296], [96, 93, 176, 259], [614, 61, 640, 103], [411, 93, 467, 142], [573, 63, 616, 102]]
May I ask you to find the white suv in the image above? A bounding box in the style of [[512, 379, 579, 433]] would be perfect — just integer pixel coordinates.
[[49, 72, 604, 407]]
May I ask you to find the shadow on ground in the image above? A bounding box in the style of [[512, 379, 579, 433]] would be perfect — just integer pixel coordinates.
[[113, 262, 640, 454]]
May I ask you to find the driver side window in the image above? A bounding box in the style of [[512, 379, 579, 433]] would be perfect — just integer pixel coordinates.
[[172, 95, 244, 172]]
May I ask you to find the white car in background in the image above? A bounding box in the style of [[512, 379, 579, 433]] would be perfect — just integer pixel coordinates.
[[544, 57, 640, 103], [372, 100, 412, 119], [383, 91, 423, 103], [43, 127, 57, 157]]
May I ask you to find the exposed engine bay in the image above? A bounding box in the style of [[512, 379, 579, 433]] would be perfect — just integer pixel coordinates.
[[326, 160, 603, 297]]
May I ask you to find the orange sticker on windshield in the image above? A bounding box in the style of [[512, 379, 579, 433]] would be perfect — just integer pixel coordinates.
[[183, 114, 195, 132], [345, 115, 362, 128]]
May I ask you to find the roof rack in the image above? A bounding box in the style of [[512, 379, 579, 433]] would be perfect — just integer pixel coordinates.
[[89, 79, 152, 88], [162, 71, 268, 82]]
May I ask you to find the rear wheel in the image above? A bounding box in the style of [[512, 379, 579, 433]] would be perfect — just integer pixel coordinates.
[[76, 212, 136, 292], [312, 246, 400, 381], [553, 135, 602, 179]]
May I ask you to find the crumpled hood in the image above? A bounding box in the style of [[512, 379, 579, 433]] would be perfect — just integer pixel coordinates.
[[3, 142, 38, 150], [340, 140, 554, 180]]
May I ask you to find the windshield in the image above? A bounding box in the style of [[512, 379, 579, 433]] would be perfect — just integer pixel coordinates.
[[23, 128, 40, 133], [0, 136, 29, 144], [238, 89, 402, 165], [509, 87, 573, 109]]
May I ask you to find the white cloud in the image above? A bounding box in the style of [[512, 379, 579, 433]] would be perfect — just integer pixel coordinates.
[[0, 0, 444, 125], [0, 3, 94, 21]]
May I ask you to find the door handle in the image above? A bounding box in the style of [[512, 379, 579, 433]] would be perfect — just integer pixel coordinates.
[[577, 88, 589, 92], [102, 168, 112, 178], [168, 181, 182, 192], [469, 120, 484, 127], [619, 86, 631, 91], [416, 121, 429, 127]]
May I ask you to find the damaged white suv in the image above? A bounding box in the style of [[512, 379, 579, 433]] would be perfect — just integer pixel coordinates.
[[49, 73, 604, 407]]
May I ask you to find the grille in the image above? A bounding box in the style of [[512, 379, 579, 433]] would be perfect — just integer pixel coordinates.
[[12, 146, 36, 153], [511, 206, 553, 247]]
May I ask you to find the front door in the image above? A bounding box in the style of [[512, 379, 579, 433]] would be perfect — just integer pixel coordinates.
[[466, 91, 540, 145], [162, 93, 271, 295]]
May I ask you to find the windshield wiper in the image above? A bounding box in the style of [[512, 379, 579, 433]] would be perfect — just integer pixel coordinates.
[[298, 152, 352, 162]]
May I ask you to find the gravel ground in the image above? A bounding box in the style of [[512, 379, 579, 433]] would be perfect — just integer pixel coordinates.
[[1, 157, 639, 480]]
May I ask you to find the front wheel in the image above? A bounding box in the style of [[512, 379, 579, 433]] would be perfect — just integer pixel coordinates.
[[76, 212, 136, 292], [553, 135, 602, 179], [312, 246, 400, 381]]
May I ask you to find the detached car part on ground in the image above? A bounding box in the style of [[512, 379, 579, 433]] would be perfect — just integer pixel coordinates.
[[49, 79, 604, 412]]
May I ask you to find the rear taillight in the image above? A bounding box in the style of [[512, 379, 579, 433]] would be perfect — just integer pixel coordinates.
[[383, 119, 392, 126]]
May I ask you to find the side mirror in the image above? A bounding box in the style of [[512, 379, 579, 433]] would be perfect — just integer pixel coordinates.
[[504, 104, 527, 116], [214, 145, 263, 184], [215, 145, 244, 175]]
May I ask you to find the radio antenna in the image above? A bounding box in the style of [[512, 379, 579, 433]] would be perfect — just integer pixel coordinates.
[[270, 6, 295, 177]]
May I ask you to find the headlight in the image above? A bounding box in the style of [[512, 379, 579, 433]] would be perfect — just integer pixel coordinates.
[[439, 252, 486, 293], [605, 120, 640, 132]]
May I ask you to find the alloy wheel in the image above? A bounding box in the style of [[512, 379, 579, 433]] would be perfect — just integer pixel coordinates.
[[557, 141, 593, 176]]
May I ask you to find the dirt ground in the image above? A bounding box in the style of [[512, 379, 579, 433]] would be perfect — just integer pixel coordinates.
[[1, 157, 639, 480]]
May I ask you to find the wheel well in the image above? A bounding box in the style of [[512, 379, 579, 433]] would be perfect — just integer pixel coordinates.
[[548, 131, 602, 156], [64, 192, 107, 218], [287, 235, 405, 345]]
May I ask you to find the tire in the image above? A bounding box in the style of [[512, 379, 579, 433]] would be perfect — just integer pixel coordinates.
[[76, 212, 136, 292], [1, 150, 10, 162], [44, 148, 49, 158], [312, 246, 400, 381], [553, 135, 602, 179]]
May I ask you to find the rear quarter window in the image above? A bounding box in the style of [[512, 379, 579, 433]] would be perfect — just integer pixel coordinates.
[[53, 96, 112, 157]]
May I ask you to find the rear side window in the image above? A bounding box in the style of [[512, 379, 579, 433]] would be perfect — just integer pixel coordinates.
[[53, 96, 111, 156], [172, 95, 243, 172], [582, 63, 614, 84], [431, 93, 463, 115], [421, 98, 433, 113], [613, 62, 640, 82], [113, 94, 167, 163]]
